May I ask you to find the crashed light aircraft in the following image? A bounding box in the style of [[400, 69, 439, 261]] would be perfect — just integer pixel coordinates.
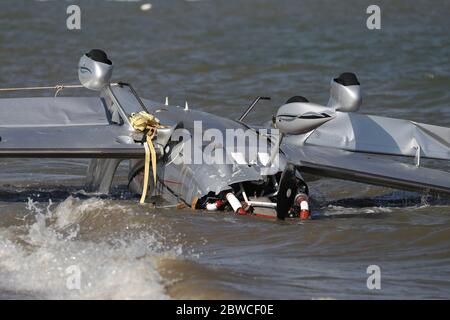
[[0, 50, 449, 220]]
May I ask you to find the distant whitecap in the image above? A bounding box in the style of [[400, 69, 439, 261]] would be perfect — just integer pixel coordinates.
[[140, 3, 153, 11]]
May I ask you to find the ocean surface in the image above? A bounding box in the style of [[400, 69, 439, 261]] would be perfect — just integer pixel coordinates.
[[0, 0, 449, 299]]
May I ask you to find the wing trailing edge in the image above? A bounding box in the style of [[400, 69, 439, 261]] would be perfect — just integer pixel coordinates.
[[282, 144, 450, 196]]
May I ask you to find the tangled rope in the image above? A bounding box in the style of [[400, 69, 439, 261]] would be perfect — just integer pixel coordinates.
[[129, 111, 165, 204]]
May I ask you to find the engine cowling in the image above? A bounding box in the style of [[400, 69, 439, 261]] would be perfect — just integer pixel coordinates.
[[275, 96, 335, 135], [327, 72, 362, 112], [78, 49, 113, 91]]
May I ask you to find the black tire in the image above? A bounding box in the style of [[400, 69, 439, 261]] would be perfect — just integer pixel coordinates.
[[276, 163, 298, 220]]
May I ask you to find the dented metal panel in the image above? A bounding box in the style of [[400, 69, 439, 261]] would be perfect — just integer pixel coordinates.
[[290, 112, 450, 161]]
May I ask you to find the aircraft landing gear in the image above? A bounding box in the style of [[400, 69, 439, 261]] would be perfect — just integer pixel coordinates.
[[276, 163, 310, 220]]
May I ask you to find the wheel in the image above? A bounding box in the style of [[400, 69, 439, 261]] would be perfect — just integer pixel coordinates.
[[276, 163, 298, 220]]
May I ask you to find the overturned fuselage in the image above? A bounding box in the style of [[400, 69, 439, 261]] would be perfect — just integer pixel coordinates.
[[0, 50, 449, 221]]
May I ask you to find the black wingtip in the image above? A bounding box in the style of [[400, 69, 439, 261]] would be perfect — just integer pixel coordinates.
[[86, 49, 112, 65], [334, 72, 360, 86], [286, 96, 309, 104]]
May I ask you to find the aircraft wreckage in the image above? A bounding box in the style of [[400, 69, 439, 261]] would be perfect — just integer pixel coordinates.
[[0, 50, 449, 220]]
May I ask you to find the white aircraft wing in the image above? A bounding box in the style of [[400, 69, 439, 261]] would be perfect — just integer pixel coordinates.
[[282, 144, 450, 196], [297, 112, 450, 161], [0, 125, 144, 158], [0, 96, 144, 158]]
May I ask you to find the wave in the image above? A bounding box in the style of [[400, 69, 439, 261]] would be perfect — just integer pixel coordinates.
[[0, 197, 186, 299]]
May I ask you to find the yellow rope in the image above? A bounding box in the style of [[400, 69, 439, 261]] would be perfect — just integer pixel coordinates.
[[129, 111, 164, 204]]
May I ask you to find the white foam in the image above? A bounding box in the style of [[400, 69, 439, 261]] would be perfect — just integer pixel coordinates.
[[140, 3, 153, 11], [0, 197, 181, 299], [325, 205, 393, 216]]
